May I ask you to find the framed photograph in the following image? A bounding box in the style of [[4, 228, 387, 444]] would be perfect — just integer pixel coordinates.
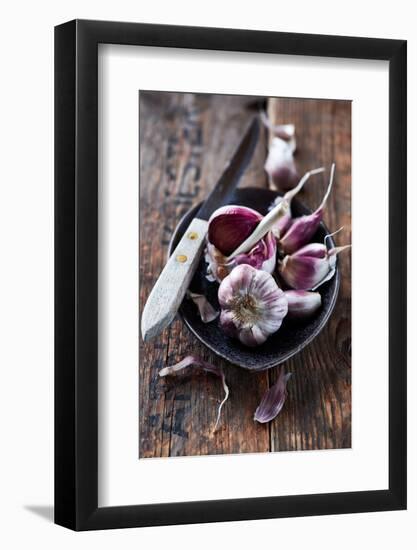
[[55, 20, 406, 530]]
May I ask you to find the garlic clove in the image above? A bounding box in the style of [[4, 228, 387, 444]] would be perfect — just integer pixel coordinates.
[[254, 366, 292, 423], [279, 253, 330, 290], [279, 241, 350, 291], [279, 163, 336, 254], [260, 111, 296, 150], [265, 137, 299, 192], [293, 242, 327, 259], [208, 205, 261, 256], [187, 291, 219, 323], [268, 166, 325, 239], [261, 111, 298, 192], [218, 264, 288, 347], [284, 290, 322, 319]]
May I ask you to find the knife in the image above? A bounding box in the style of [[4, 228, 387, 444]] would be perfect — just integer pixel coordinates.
[[141, 117, 260, 341]]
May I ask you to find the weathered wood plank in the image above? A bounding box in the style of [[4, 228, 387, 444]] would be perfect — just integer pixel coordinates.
[[267, 98, 352, 451], [139, 92, 270, 458], [139, 93, 351, 458]]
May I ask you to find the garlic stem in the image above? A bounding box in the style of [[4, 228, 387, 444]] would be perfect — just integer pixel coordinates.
[[284, 166, 325, 202], [227, 167, 325, 261], [318, 163, 335, 211], [328, 244, 352, 257], [324, 226, 344, 249]]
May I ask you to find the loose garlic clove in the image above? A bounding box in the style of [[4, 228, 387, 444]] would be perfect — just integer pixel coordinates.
[[261, 112, 298, 192], [218, 264, 288, 347], [284, 290, 322, 319], [187, 292, 219, 323], [279, 164, 336, 254], [269, 166, 325, 240], [279, 241, 351, 291], [265, 137, 299, 192]]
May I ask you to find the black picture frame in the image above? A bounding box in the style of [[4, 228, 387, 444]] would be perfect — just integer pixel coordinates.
[[55, 19, 407, 531]]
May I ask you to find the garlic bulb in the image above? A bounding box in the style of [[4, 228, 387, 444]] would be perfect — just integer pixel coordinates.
[[218, 264, 288, 347], [279, 241, 351, 291], [205, 205, 277, 283], [279, 163, 335, 254], [284, 290, 322, 319]]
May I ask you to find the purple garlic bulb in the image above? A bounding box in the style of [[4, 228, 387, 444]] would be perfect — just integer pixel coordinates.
[[218, 264, 288, 347]]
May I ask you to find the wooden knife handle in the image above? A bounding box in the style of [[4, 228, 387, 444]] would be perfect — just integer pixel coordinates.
[[141, 217, 209, 341]]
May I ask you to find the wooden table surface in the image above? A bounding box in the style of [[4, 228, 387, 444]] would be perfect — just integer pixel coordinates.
[[139, 92, 351, 458]]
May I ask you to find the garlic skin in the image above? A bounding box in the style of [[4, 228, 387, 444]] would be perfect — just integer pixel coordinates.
[[159, 355, 229, 432], [279, 163, 335, 254], [254, 366, 292, 423], [279, 242, 350, 291], [265, 137, 299, 192], [206, 205, 277, 283], [218, 264, 288, 347], [284, 290, 322, 319]]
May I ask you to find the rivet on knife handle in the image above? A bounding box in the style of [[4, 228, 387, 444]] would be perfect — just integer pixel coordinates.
[[141, 218, 209, 341]]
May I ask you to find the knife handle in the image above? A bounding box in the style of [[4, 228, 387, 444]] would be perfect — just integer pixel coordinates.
[[141, 217, 209, 341]]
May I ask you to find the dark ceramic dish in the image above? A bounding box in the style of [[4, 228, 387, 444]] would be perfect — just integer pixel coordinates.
[[168, 187, 340, 371]]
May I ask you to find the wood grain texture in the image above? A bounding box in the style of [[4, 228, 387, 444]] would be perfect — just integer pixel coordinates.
[[267, 97, 351, 451], [141, 217, 208, 341], [139, 92, 351, 458]]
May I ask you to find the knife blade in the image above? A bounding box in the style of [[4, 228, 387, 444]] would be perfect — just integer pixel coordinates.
[[141, 117, 260, 341]]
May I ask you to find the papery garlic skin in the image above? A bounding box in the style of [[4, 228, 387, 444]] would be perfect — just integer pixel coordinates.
[[218, 264, 288, 347], [159, 355, 229, 432], [254, 366, 292, 423], [205, 242, 234, 282], [279, 242, 350, 291], [284, 290, 322, 319], [265, 137, 299, 192], [206, 205, 277, 283]]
